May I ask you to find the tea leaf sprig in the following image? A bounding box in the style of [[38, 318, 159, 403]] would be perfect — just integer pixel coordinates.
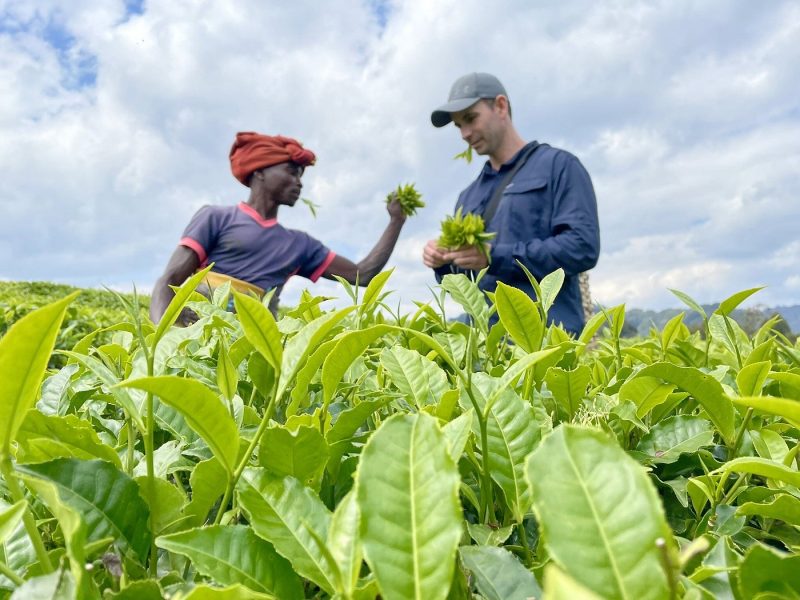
[[438, 207, 495, 261], [388, 183, 425, 217]]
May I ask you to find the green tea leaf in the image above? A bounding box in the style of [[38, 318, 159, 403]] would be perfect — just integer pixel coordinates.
[[736, 361, 771, 397], [234, 291, 282, 378], [619, 376, 676, 419], [172, 584, 276, 599], [459, 545, 542, 600], [544, 366, 591, 420], [0, 500, 26, 545], [471, 375, 541, 522], [669, 289, 707, 321], [527, 425, 672, 600], [380, 346, 449, 408], [15, 411, 122, 467], [539, 268, 565, 315], [732, 396, 800, 429], [737, 494, 800, 527], [19, 458, 152, 560], [636, 416, 715, 464], [120, 376, 239, 475], [389, 184, 425, 217], [356, 413, 461, 600], [712, 457, 800, 487], [157, 525, 303, 599], [260, 425, 329, 488], [279, 306, 355, 401], [155, 265, 213, 344], [634, 363, 736, 445], [440, 274, 489, 332], [237, 470, 337, 594], [362, 269, 394, 309], [327, 492, 363, 596], [494, 281, 543, 353], [322, 325, 394, 407], [0, 292, 78, 453], [715, 287, 764, 316], [60, 350, 144, 430], [216, 337, 239, 401], [543, 563, 603, 599], [738, 544, 800, 599]]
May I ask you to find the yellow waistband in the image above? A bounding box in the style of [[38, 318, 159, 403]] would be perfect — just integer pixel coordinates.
[[204, 271, 265, 297]]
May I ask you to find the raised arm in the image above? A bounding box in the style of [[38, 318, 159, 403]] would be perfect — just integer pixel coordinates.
[[149, 245, 201, 324], [321, 197, 407, 285]]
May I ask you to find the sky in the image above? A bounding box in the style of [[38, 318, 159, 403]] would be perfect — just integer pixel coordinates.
[[1, 0, 799, 315]]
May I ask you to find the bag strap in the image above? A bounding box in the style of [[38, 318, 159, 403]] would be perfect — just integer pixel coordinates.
[[481, 141, 540, 225]]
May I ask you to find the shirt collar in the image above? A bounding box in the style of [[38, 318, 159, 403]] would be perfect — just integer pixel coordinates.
[[238, 202, 278, 228], [481, 141, 537, 176]]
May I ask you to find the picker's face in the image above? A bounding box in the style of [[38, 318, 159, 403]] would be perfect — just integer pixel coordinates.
[[451, 98, 505, 157], [258, 161, 305, 206]]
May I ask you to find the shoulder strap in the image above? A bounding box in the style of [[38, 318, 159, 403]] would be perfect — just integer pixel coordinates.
[[481, 141, 540, 225]]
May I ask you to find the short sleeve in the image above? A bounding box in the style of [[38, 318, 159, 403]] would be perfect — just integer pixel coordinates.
[[295, 232, 336, 282], [179, 205, 218, 264]]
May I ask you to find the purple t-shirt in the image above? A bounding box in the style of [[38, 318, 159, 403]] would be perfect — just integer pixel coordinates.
[[179, 202, 336, 291]]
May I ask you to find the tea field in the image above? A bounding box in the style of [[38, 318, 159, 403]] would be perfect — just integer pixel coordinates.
[[1, 269, 799, 599]]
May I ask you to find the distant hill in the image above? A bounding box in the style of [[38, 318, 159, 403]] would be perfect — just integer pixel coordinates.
[[623, 303, 799, 337]]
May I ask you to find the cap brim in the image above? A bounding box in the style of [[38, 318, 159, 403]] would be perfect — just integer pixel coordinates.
[[430, 97, 481, 127]]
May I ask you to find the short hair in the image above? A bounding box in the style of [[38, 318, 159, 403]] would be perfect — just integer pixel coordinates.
[[483, 97, 512, 120]]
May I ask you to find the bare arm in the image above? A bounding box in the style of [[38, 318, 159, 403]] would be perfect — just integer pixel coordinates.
[[149, 245, 201, 324], [322, 198, 406, 285]]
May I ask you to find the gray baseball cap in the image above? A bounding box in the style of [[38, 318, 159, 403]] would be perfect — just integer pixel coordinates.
[[431, 72, 507, 127]]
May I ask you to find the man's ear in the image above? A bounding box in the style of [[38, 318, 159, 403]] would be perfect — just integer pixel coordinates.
[[495, 95, 510, 117]]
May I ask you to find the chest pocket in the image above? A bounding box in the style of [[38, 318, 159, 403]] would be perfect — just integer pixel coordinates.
[[503, 176, 547, 196], [494, 176, 550, 238]]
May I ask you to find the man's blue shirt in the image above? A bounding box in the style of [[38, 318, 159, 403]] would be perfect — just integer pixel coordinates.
[[435, 142, 600, 334]]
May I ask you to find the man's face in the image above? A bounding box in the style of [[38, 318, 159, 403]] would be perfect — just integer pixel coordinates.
[[260, 161, 304, 206], [451, 98, 504, 156]]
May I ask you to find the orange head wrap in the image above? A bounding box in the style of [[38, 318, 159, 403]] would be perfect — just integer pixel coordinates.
[[229, 132, 316, 186]]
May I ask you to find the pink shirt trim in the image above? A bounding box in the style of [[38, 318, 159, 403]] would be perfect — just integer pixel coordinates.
[[180, 237, 207, 264], [310, 251, 336, 282], [238, 202, 278, 228]]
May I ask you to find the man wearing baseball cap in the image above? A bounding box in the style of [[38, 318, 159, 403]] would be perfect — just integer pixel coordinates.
[[423, 73, 600, 334], [150, 132, 407, 323]]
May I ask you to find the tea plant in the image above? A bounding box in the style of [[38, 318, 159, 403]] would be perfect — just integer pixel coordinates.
[[1, 269, 799, 599], [387, 183, 425, 217], [438, 207, 495, 261]]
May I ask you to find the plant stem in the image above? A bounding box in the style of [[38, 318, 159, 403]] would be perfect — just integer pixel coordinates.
[[0, 454, 53, 574], [723, 315, 743, 370], [215, 376, 282, 526], [213, 477, 236, 526], [125, 418, 136, 476], [655, 538, 678, 600], [722, 474, 749, 506], [0, 559, 24, 587], [729, 407, 753, 459], [517, 521, 533, 567], [144, 352, 158, 578]]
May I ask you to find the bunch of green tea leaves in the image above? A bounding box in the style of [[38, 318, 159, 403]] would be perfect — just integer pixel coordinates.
[[388, 183, 425, 216], [438, 207, 496, 260]]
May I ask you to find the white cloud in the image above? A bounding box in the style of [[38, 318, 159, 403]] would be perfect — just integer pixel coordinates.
[[1, 0, 799, 313]]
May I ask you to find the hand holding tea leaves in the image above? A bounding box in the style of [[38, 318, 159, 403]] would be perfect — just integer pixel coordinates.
[[387, 183, 425, 217], [438, 207, 495, 263]]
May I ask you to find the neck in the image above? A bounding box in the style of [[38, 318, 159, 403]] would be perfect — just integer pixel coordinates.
[[248, 187, 279, 220], [489, 127, 527, 170]]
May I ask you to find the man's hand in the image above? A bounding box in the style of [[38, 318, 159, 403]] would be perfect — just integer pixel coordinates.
[[386, 193, 407, 222], [423, 239, 450, 269], [443, 244, 490, 271]]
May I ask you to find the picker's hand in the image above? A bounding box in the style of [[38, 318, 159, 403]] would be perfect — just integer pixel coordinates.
[[423, 239, 450, 269], [386, 192, 407, 222], [444, 244, 490, 271]]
